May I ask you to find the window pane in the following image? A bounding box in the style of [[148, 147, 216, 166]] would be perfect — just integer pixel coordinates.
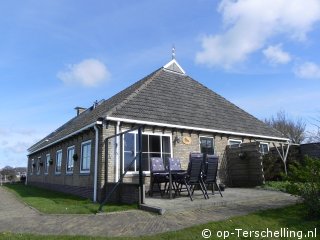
[[162, 136, 171, 154], [260, 144, 268, 155], [200, 137, 214, 155], [229, 140, 241, 148], [124, 133, 134, 152], [149, 135, 160, 152], [56, 151, 62, 172], [67, 148, 74, 172], [136, 153, 151, 171], [162, 153, 171, 167], [124, 152, 135, 171], [81, 143, 91, 171], [45, 155, 50, 173], [142, 135, 148, 152]]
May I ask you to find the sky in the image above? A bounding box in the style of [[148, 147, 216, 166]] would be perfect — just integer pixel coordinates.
[[1, 0, 320, 168]]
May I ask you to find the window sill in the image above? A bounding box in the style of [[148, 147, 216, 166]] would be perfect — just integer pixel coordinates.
[[79, 172, 90, 176], [125, 172, 150, 177], [66, 172, 73, 176], [55, 173, 61, 175]]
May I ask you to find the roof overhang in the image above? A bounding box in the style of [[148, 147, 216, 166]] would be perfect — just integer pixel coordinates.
[[106, 116, 289, 142], [28, 121, 103, 155]]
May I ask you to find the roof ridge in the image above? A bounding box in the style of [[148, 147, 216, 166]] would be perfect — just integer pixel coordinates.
[[107, 68, 163, 116]]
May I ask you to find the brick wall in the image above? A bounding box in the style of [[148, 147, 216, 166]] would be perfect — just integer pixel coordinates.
[[28, 181, 93, 199], [27, 127, 97, 200]]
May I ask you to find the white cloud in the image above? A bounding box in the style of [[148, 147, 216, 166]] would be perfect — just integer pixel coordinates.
[[294, 62, 320, 79], [0, 127, 48, 168], [263, 44, 291, 64], [5, 142, 30, 154], [57, 59, 110, 87], [196, 0, 320, 68]]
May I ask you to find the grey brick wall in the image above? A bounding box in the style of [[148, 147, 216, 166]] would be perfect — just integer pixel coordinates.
[[27, 128, 97, 200]]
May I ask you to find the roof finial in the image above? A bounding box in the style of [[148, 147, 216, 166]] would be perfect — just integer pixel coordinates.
[[172, 45, 175, 60]]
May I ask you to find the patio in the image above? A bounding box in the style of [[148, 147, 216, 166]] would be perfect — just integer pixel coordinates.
[[142, 188, 299, 214]]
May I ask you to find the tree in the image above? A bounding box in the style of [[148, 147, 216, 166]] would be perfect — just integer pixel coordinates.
[[264, 110, 306, 144], [0, 166, 17, 182], [306, 117, 320, 143]]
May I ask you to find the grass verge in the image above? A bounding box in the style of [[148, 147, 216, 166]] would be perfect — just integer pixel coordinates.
[[0, 204, 319, 240], [260, 181, 291, 192], [3, 183, 137, 214]]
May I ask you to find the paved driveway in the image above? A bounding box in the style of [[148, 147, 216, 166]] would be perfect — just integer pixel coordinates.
[[0, 186, 299, 237]]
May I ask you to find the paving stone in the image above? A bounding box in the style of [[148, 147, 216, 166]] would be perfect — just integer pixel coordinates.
[[0, 186, 299, 237]]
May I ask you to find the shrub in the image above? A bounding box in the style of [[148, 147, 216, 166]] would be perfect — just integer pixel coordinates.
[[20, 175, 26, 184], [286, 156, 320, 218], [263, 154, 284, 181]]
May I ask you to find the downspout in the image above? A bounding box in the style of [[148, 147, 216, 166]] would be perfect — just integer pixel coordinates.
[[93, 125, 99, 202], [115, 121, 120, 181], [25, 163, 28, 185]]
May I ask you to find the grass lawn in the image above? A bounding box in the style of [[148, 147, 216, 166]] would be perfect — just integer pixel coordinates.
[[260, 181, 291, 192], [3, 183, 137, 214], [0, 204, 319, 240]]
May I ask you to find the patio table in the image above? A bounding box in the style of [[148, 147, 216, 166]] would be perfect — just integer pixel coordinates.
[[168, 169, 187, 199]]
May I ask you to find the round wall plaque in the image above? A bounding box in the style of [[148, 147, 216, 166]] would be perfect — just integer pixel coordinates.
[[182, 136, 192, 145]]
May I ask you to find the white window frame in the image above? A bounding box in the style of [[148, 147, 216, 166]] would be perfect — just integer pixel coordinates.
[[66, 146, 75, 174], [228, 139, 242, 148], [55, 150, 62, 174], [37, 157, 41, 175], [199, 136, 215, 155], [122, 131, 172, 174], [80, 140, 91, 174], [45, 154, 50, 175], [260, 142, 269, 155]]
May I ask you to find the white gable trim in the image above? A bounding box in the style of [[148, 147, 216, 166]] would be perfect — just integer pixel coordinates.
[[163, 59, 186, 74], [106, 116, 289, 142]]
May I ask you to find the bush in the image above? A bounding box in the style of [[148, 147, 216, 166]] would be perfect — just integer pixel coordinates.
[[263, 154, 284, 181], [20, 175, 26, 184], [286, 156, 320, 218]]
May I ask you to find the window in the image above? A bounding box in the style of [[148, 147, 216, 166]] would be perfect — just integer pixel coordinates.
[[228, 139, 242, 148], [200, 137, 214, 155], [122, 132, 172, 173], [260, 142, 269, 155], [55, 150, 62, 174], [30, 159, 34, 175], [45, 154, 50, 174], [37, 157, 41, 175], [81, 141, 91, 173], [66, 146, 75, 173]]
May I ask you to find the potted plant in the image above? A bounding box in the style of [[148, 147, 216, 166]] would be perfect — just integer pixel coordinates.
[[73, 153, 78, 161], [49, 159, 53, 165]]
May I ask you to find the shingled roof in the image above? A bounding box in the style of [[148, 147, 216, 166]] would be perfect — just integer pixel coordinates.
[[29, 60, 286, 154]]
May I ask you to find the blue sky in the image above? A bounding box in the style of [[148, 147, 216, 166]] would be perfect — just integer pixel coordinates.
[[1, 0, 320, 168]]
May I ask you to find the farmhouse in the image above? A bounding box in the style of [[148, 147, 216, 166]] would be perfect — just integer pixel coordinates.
[[27, 59, 288, 203]]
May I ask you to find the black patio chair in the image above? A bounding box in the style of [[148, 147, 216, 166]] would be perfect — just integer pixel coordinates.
[[203, 155, 223, 197], [149, 157, 168, 197], [174, 153, 209, 201]]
